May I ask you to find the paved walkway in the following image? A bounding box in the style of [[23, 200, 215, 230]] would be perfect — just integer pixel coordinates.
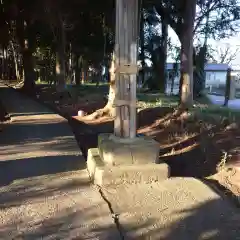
[[102, 178, 240, 239], [0, 84, 240, 239], [0, 84, 120, 239], [207, 94, 240, 110]]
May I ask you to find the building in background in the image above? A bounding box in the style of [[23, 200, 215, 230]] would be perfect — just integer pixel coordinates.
[[164, 63, 240, 95]]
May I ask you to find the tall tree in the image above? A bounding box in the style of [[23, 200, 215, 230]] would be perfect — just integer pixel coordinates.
[[143, 6, 168, 91], [154, 0, 240, 105], [179, 0, 197, 108], [14, 1, 38, 94], [159, 14, 168, 93], [224, 68, 232, 106], [139, 8, 146, 86]]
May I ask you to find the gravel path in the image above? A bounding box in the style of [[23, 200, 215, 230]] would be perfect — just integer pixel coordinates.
[[0, 84, 120, 239], [0, 83, 239, 240]]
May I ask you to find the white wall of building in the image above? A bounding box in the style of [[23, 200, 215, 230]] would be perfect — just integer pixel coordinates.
[[165, 70, 229, 95], [143, 65, 240, 94], [205, 71, 227, 87]]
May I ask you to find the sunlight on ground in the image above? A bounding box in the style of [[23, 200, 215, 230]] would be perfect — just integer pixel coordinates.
[[9, 112, 53, 117], [0, 135, 81, 161]]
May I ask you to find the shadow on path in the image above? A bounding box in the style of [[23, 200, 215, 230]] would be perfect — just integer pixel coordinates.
[[123, 198, 240, 239], [0, 154, 85, 187], [1, 196, 239, 239], [0, 85, 86, 187]]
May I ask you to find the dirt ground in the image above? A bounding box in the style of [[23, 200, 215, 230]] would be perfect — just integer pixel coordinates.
[[0, 100, 8, 122], [0, 97, 11, 132], [21, 84, 240, 204]]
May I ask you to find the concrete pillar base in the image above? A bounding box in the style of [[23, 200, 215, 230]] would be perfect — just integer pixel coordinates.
[[87, 133, 169, 186]]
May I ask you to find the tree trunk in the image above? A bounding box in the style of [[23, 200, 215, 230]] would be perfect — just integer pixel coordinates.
[[50, 52, 57, 85], [193, 46, 207, 99], [105, 55, 116, 116], [1, 48, 6, 80], [22, 43, 35, 93], [139, 9, 145, 86], [56, 47, 65, 92], [68, 42, 73, 83], [83, 0, 139, 130], [82, 54, 116, 120], [170, 73, 175, 94], [16, 19, 36, 93], [56, 19, 66, 92], [179, 0, 197, 109], [8, 20, 21, 81], [149, 19, 167, 92], [193, 11, 210, 99], [0, 48, 3, 79], [224, 68, 231, 106], [22, 28, 35, 93], [81, 62, 88, 84], [158, 15, 168, 93], [10, 40, 20, 81], [5, 49, 9, 80], [95, 69, 100, 87], [74, 54, 82, 85], [199, 12, 210, 93]]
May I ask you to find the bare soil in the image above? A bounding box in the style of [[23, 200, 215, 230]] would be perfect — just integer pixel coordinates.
[[0, 99, 10, 132], [0, 102, 7, 122], [33, 85, 240, 203]]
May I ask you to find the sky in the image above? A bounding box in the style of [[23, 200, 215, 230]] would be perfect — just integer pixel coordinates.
[[167, 20, 240, 68], [167, 26, 240, 67], [214, 34, 240, 66]]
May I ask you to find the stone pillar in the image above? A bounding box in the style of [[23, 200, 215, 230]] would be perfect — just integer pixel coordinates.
[[86, 0, 169, 186], [113, 0, 138, 139]]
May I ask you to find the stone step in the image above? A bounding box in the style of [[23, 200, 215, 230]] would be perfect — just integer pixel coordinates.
[[87, 148, 169, 186]]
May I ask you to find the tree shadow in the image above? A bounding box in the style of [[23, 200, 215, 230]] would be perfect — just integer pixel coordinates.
[[1, 181, 239, 239], [123, 198, 240, 239], [160, 198, 240, 240], [0, 154, 86, 188], [70, 118, 113, 159], [0, 115, 86, 188], [0, 99, 9, 122], [0, 135, 81, 158], [0, 168, 89, 209], [0, 199, 121, 239], [0, 119, 82, 156]]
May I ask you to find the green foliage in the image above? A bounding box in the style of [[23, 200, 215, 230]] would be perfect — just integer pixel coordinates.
[[152, 0, 240, 40], [195, 0, 240, 40], [1, 0, 240, 97]]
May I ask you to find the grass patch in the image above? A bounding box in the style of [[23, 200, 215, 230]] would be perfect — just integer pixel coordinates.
[[36, 81, 240, 122], [137, 93, 179, 109], [36, 80, 49, 85], [137, 92, 240, 123], [67, 84, 109, 98], [193, 105, 240, 122]]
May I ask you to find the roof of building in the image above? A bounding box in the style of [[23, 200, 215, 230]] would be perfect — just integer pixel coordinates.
[[204, 63, 229, 71], [166, 63, 230, 71]]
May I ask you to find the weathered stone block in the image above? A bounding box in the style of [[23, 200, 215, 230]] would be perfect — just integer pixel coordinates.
[[87, 134, 170, 186], [87, 148, 169, 186], [98, 133, 160, 166]]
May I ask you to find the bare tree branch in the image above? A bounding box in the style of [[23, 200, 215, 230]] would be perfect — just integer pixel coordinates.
[[194, 0, 218, 34], [209, 45, 240, 65]]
